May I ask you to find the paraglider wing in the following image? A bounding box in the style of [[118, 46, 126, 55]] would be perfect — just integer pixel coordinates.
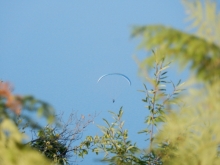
[[97, 73, 131, 86]]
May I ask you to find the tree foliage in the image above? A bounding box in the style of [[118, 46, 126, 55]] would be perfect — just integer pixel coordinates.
[[80, 53, 180, 165], [0, 81, 52, 165], [82, 108, 141, 165], [1, 1, 220, 165], [131, 1, 220, 164], [132, 0, 220, 82], [0, 80, 96, 165], [138, 52, 184, 146], [153, 83, 220, 165], [0, 118, 52, 165], [80, 1, 220, 165], [0, 82, 56, 131], [29, 112, 96, 165]]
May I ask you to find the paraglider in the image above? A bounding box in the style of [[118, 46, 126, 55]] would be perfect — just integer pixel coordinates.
[[97, 73, 131, 103], [97, 73, 131, 85]]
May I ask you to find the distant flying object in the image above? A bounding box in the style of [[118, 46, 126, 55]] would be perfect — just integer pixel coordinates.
[[97, 73, 131, 103], [97, 73, 131, 85]]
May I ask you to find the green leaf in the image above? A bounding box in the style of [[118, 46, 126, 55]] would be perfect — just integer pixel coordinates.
[[103, 118, 110, 127], [142, 99, 148, 102], [161, 71, 167, 76], [126, 146, 134, 152], [118, 108, 123, 118], [138, 129, 150, 134], [160, 76, 168, 79], [159, 65, 170, 72], [177, 79, 181, 86], [97, 125, 107, 134], [177, 82, 185, 87]]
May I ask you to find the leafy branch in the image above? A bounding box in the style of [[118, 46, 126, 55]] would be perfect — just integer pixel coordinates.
[[28, 111, 97, 165], [138, 52, 185, 151], [80, 108, 141, 165]]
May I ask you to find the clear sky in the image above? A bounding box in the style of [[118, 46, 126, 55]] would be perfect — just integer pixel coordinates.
[[0, 1, 187, 164]]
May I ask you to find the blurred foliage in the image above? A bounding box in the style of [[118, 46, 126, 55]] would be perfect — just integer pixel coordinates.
[[1, 1, 220, 165], [0, 82, 22, 116], [0, 119, 52, 165], [0, 81, 56, 131], [0, 81, 52, 165], [153, 83, 220, 165], [132, 0, 220, 82], [0, 80, 96, 165], [132, 1, 220, 164], [18, 95, 56, 128], [182, 0, 220, 44]]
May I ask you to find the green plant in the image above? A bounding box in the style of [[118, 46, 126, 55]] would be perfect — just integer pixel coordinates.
[[138, 52, 185, 149], [0, 81, 52, 165], [132, 0, 220, 82], [153, 83, 220, 165], [29, 112, 96, 165], [80, 108, 141, 165], [80, 53, 184, 165]]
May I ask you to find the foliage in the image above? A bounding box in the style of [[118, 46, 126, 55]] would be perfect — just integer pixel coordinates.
[[153, 83, 220, 165], [1, 1, 220, 165], [0, 81, 52, 165], [0, 81, 56, 132], [0, 80, 96, 165], [132, 0, 220, 82], [0, 119, 52, 165], [0, 82, 21, 115], [18, 95, 56, 129], [0, 119, 50, 165], [29, 112, 96, 165], [138, 52, 185, 149], [30, 126, 68, 165], [80, 54, 183, 165], [82, 108, 141, 165], [131, 1, 220, 164], [182, 0, 220, 44]]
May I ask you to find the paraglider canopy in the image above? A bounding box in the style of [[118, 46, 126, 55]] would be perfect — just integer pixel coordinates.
[[97, 73, 131, 103], [97, 73, 131, 85]]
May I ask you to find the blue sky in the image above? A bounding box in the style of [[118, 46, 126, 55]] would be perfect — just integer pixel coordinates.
[[0, 1, 187, 164]]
